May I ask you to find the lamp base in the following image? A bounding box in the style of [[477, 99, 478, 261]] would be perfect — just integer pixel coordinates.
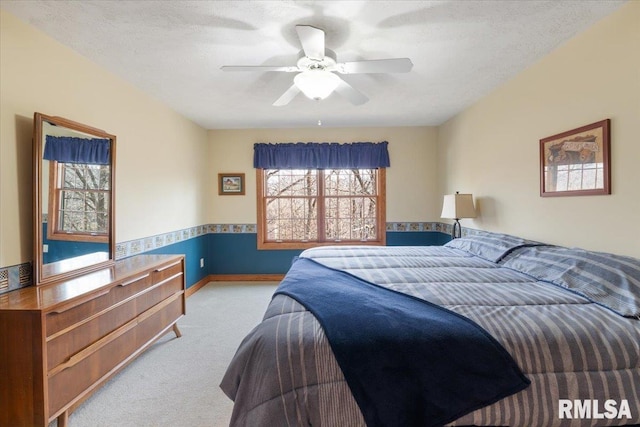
[[451, 219, 462, 239]]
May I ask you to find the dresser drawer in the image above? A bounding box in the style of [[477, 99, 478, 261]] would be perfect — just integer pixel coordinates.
[[47, 294, 138, 371], [151, 260, 183, 285], [47, 293, 184, 416], [45, 272, 154, 338], [46, 272, 183, 371]]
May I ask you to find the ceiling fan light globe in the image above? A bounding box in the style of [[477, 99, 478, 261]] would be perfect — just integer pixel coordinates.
[[294, 70, 340, 100]]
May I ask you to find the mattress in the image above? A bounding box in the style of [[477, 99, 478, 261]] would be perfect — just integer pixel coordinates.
[[221, 234, 640, 426]]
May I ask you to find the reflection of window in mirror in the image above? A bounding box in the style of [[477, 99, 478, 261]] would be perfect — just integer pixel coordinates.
[[47, 160, 110, 243]]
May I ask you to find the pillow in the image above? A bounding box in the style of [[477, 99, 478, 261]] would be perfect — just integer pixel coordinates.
[[444, 230, 546, 263], [501, 246, 640, 318]]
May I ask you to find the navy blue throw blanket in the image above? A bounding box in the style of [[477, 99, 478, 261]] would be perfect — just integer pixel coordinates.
[[275, 257, 530, 427]]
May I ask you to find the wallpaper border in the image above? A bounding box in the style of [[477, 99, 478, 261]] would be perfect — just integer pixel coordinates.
[[1, 222, 461, 294]]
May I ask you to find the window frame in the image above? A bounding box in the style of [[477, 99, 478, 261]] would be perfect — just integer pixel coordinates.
[[256, 168, 386, 250], [47, 160, 110, 243]]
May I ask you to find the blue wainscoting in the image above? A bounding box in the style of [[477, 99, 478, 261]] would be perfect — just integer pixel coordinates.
[[138, 230, 449, 289], [147, 234, 211, 290], [209, 231, 450, 277], [145, 230, 450, 289], [209, 233, 302, 275], [42, 223, 109, 264], [0, 224, 452, 295]]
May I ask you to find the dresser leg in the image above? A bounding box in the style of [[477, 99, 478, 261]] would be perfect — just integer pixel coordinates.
[[58, 411, 69, 427], [173, 323, 182, 338]]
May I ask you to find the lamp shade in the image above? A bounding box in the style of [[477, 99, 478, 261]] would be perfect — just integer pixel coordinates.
[[441, 193, 476, 219], [294, 69, 340, 100]]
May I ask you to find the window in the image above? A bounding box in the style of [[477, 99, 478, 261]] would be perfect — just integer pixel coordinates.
[[257, 168, 386, 249], [47, 161, 110, 243]]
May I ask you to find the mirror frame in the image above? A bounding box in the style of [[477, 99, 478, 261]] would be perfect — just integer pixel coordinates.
[[33, 112, 117, 285]]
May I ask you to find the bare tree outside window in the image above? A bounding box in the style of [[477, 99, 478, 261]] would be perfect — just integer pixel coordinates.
[[258, 168, 385, 249]]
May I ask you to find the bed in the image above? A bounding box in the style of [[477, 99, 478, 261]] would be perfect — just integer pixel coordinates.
[[220, 232, 640, 426]]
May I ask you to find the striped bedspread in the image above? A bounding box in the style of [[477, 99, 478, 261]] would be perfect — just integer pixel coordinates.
[[221, 241, 640, 426]]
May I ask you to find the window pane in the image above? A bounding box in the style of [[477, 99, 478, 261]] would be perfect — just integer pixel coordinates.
[[325, 196, 377, 241], [85, 165, 104, 190], [352, 169, 377, 196], [61, 210, 83, 231], [325, 169, 376, 196], [266, 169, 317, 196], [265, 197, 317, 240], [63, 165, 80, 189], [61, 191, 85, 210]]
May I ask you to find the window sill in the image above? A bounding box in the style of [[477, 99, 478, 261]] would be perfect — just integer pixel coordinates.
[[257, 239, 386, 250]]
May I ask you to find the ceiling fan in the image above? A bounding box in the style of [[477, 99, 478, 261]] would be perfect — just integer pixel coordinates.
[[221, 25, 413, 106]]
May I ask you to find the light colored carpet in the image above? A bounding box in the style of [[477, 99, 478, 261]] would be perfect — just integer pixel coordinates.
[[51, 282, 278, 427]]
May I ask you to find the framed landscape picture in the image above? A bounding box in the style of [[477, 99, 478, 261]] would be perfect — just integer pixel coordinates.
[[540, 119, 610, 197], [218, 173, 245, 195]]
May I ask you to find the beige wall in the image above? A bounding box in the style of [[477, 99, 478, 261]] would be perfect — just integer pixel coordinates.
[[0, 10, 209, 267], [3, 1, 637, 268], [208, 127, 439, 224], [437, 1, 640, 257]]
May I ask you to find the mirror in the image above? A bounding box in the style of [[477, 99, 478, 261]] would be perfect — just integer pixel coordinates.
[[33, 113, 116, 285]]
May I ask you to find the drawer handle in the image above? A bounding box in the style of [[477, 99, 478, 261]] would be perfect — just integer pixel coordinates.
[[50, 288, 112, 314], [117, 273, 150, 287], [154, 261, 182, 272]]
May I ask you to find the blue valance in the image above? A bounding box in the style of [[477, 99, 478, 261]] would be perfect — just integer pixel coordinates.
[[44, 136, 110, 165], [253, 141, 390, 169]]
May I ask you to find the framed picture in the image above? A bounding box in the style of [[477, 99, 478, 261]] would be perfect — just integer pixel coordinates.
[[218, 173, 245, 195], [540, 119, 610, 197]]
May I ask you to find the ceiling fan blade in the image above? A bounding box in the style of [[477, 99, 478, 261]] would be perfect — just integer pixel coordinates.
[[273, 84, 301, 106], [221, 65, 298, 72], [334, 78, 368, 105], [295, 25, 325, 60], [336, 58, 413, 74]]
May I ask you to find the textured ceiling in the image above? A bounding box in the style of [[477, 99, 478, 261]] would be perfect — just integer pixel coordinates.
[[1, 0, 626, 129]]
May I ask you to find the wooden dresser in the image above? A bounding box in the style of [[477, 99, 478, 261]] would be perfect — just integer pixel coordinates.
[[0, 254, 186, 427]]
